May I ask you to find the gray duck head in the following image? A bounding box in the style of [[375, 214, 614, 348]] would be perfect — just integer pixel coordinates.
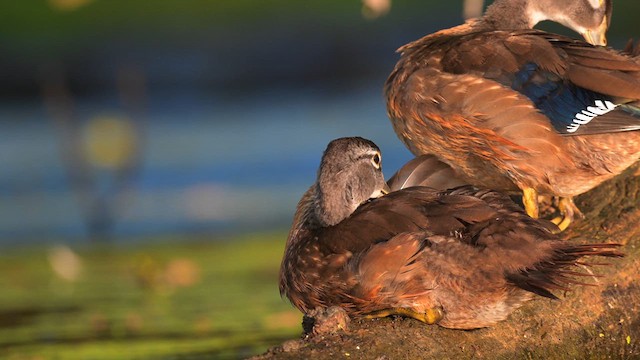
[[313, 137, 388, 227], [482, 0, 611, 45]]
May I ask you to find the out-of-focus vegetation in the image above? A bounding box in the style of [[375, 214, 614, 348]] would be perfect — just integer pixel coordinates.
[[0, 232, 300, 359], [1, 1, 637, 47], [1, 1, 638, 358], [1, 0, 637, 118], [0, 0, 421, 59]]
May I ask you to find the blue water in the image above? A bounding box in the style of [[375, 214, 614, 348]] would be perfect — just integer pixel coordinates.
[[0, 83, 413, 242]]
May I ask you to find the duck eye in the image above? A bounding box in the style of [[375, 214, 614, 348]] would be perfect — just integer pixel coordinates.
[[371, 153, 381, 169]]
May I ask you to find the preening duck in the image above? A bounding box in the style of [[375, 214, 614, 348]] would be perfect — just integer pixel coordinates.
[[385, 0, 640, 230], [279, 137, 622, 330]]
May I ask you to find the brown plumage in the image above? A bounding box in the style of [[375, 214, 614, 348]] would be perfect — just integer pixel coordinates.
[[385, 0, 640, 230], [623, 39, 640, 58], [279, 137, 622, 330], [387, 154, 467, 191]]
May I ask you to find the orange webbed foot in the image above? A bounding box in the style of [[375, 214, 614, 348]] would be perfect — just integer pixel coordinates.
[[364, 307, 444, 325]]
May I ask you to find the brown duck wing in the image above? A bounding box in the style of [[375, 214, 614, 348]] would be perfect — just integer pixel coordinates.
[[448, 186, 624, 298], [436, 30, 640, 100], [388, 63, 571, 189], [387, 30, 640, 142], [348, 229, 533, 329], [349, 231, 469, 315], [348, 216, 622, 320], [321, 186, 510, 255], [282, 186, 502, 312], [438, 30, 640, 135], [348, 189, 622, 311], [349, 231, 437, 310]]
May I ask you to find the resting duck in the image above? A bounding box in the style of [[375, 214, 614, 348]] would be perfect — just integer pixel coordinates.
[[279, 137, 621, 330], [385, 0, 640, 230]]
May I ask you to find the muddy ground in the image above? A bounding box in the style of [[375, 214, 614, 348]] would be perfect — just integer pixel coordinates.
[[254, 165, 640, 360]]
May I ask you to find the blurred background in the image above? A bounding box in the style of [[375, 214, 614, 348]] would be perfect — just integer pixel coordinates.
[[0, 0, 637, 359]]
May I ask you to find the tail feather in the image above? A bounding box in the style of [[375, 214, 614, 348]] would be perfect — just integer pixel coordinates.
[[620, 104, 640, 117], [506, 243, 623, 299], [623, 39, 640, 58]]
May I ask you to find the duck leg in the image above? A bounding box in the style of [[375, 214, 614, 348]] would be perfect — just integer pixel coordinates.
[[522, 187, 539, 218], [551, 197, 583, 231], [364, 307, 444, 325]]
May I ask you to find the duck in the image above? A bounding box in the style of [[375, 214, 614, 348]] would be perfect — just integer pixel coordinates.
[[385, 0, 640, 230], [279, 137, 622, 330]]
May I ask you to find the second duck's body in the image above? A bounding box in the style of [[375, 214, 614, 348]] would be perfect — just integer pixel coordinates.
[[385, 0, 640, 229]]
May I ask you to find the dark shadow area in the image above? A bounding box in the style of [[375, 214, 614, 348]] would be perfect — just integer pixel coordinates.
[[0, 305, 82, 329]]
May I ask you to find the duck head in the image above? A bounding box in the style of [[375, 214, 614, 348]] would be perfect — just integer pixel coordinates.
[[483, 0, 611, 45], [314, 137, 388, 227]]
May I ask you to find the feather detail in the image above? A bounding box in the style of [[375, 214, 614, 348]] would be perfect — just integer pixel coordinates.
[[387, 155, 467, 191], [506, 243, 623, 299]]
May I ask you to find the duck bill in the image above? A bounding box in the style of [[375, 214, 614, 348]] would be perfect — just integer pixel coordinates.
[[371, 183, 391, 198], [582, 17, 608, 46]]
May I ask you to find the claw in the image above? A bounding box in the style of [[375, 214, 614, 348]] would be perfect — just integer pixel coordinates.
[[550, 197, 582, 232]]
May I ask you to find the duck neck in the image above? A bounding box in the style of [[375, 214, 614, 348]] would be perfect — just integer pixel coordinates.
[[480, 0, 538, 31]]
